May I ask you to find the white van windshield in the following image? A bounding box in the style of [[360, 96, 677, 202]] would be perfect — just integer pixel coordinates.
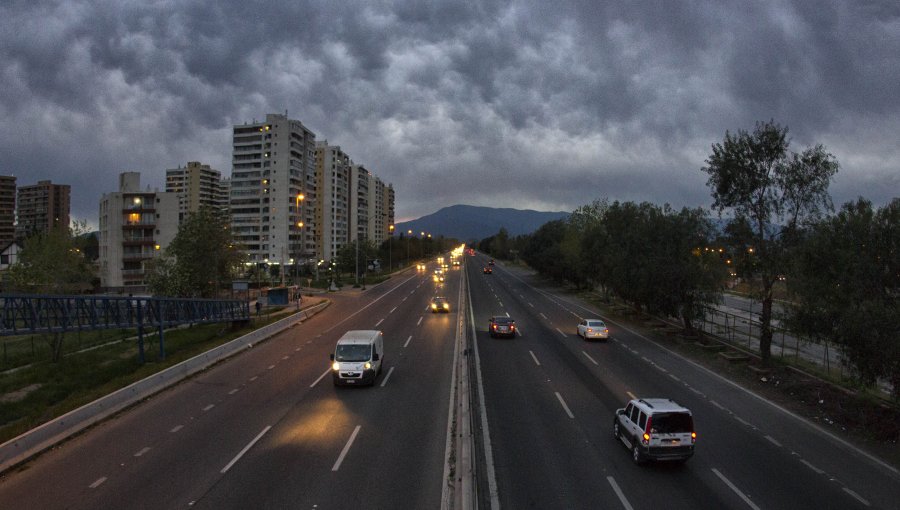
[[335, 344, 372, 362]]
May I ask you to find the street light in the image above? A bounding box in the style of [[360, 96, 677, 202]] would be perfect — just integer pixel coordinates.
[[407, 229, 412, 266], [388, 224, 395, 271]]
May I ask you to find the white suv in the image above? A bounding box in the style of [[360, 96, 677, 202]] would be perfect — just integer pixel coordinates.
[[613, 398, 696, 464]]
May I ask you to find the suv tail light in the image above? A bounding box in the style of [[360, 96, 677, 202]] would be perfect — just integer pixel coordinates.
[[691, 432, 697, 443]]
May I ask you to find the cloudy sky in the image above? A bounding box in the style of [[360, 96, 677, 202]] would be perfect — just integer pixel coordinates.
[[2, 0, 898, 225]]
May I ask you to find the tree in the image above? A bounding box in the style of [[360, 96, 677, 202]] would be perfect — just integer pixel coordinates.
[[7, 222, 93, 294], [703, 120, 838, 362], [146, 208, 245, 297], [786, 198, 900, 397]]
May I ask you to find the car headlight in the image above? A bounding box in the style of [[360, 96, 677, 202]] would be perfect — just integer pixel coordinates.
[[443, 304, 449, 309], [332, 361, 340, 371], [364, 362, 372, 370]]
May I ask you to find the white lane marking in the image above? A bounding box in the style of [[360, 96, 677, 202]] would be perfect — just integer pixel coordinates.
[[555, 392, 575, 419], [404, 335, 413, 348], [375, 319, 384, 327], [528, 302, 534, 308], [607, 476, 634, 510], [228, 388, 239, 395], [202, 404, 214, 412], [689, 387, 705, 397], [417, 316, 423, 326], [655, 365, 668, 373], [221, 425, 272, 474], [295, 347, 301, 352], [626, 391, 637, 400], [390, 306, 397, 314], [582, 351, 599, 366], [402, 296, 407, 301], [734, 416, 755, 429], [842, 488, 870, 506], [332, 425, 362, 471], [380, 367, 396, 387], [267, 365, 275, 370], [282, 356, 289, 360], [710, 400, 725, 410], [249, 376, 258, 382], [641, 356, 651, 362], [540, 312, 548, 319], [516, 329, 523, 336], [170, 425, 183, 433], [800, 458, 825, 474], [765, 435, 782, 447], [556, 327, 567, 337], [89, 477, 107, 489], [498, 301, 503, 307], [134, 447, 151, 457], [529, 350, 541, 366], [668, 374, 680, 382], [411, 290, 415, 295], [505, 312, 510, 317], [712, 468, 761, 510], [310, 368, 331, 388]]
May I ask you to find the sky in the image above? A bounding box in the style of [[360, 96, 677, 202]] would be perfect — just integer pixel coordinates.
[[2, 0, 898, 226]]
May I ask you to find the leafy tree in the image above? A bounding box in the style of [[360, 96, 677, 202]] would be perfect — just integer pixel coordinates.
[[336, 239, 379, 281], [703, 120, 838, 362], [786, 198, 900, 396], [7, 222, 93, 294], [147, 208, 245, 297]]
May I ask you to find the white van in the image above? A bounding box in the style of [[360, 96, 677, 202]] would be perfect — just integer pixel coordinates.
[[330, 330, 384, 386]]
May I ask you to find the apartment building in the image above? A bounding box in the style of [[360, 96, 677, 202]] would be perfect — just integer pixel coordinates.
[[98, 172, 178, 292], [165, 161, 229, 222], [0, 176, 15, 245], [230, 114, 317, 270], [367, 175, 395, 246], [350, 164, 370, 244], [315, 141, 352, 261], [15, 180, 70, 240]]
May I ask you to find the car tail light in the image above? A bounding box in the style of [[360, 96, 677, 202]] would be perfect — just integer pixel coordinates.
[[492, 324, 497, 329], [691, 432, 697, 443], [510, 324, 515, 330], [642, 432, 650, 444]]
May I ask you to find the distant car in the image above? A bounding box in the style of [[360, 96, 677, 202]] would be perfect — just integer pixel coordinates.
[[577, 319, 609, 340], [430, 296, 450, 313], [433, 273, 445, 283], [417, 263, 427, 271], [489, 316, 516, 338], [613, 398, 696, 464], [489, 259, 495, 266], [483, 267, 493, 274], [452, 260, 460, 267]]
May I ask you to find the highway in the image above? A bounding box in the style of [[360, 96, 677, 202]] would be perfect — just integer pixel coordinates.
[[1, 253, 899, 509], [467, 253, 900, 509], [0, 266, 462, 509]]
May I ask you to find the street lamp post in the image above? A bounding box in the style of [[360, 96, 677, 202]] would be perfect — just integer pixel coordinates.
[[407, 229, 412, 266], [388, 224, 394, 271]]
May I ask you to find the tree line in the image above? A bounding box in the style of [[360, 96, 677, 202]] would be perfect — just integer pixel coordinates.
[[478, 121, 898, 397]]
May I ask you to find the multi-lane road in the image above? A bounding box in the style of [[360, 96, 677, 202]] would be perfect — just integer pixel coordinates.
[[1, 254, 898, 509]]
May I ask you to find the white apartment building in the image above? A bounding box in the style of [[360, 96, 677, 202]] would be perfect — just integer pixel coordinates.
[[165, 161, 229, 222], [350, 164, 370, 244], [315, 141, 352, 261], [98, 172, 178, 292], [367, 174, 395, 245], [230, 114, 317, 269]]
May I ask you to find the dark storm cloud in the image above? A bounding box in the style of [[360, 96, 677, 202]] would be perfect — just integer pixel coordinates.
[[1, 0, 897, 226]]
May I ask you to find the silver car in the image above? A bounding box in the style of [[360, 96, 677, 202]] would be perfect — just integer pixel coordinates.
[[577, 319, 609, 340]]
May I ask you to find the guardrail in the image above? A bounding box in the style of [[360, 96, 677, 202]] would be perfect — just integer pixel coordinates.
[[0, 300, 329, 474]]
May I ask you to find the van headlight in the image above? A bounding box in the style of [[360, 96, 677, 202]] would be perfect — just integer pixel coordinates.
[[332, 362, 340, 371], [364, 362, 372, 370]]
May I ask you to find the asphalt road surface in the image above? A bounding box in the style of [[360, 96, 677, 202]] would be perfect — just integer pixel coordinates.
[[2, 254, 898, 509]]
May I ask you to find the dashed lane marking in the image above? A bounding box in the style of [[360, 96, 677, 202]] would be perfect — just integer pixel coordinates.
[[134, 447, 151, 457], [607, 476, 634, 510], [267, 365, 275, 370], [668, 374, 680, 382], [89, 477, 107, 489], [712, 468, 761, 510], [375, 319, 384, 327], [417, 316, 423, 326], [582, 351, 599, 366], [404, 335, 412, 348], [390, 306, 397, 314], [202, 404, 214, 412], [765, 435, 782, 447], [221, 426, 272, 474], [310, 368, 331, 388], [555, 392, 575, 419], [710, 400, 725, 410], [228, 389, 239, 395], [556, 327, 567, 337], [529, 350, 541, 366], [249, 376, 258, 382], [800, 459, 825, 474], [170, 425, 183, 433], [332, 425, 362, 471], [528, 302, 534, 308], [842, 488, 870, 507], [540, 312, 548, 319], [626, 391, 637, 400], [380, 367, 396, 387]]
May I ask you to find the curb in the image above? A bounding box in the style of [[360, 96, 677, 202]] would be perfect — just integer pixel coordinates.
[[0, 300, 330, 474]]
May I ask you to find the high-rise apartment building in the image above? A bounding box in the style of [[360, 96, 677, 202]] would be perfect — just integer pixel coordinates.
[[98, 172, 178, 292], [315, 141, 352, 261], [0, 176, 16, 245], [15, 180, 71, 240], [366, 175, 395, 245], [350, 164, 370, 244], [165, 161, 228, 222], [230, 114, 317, 269]]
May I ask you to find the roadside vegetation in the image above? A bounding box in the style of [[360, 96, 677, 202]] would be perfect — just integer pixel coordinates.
[[478, 120, 898, 400]]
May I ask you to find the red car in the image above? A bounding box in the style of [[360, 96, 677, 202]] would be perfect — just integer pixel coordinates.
[[489, 316, 516, 338]]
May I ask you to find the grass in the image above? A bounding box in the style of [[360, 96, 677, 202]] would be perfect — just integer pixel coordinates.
[[0, 307, 292, 444], [1, 328, 139, 372]]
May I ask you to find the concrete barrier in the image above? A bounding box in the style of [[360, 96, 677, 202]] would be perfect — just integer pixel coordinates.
[[0, 300, 330, 474]]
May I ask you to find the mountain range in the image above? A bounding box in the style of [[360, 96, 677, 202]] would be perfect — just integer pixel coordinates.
[[394, 204, 570, 242]]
